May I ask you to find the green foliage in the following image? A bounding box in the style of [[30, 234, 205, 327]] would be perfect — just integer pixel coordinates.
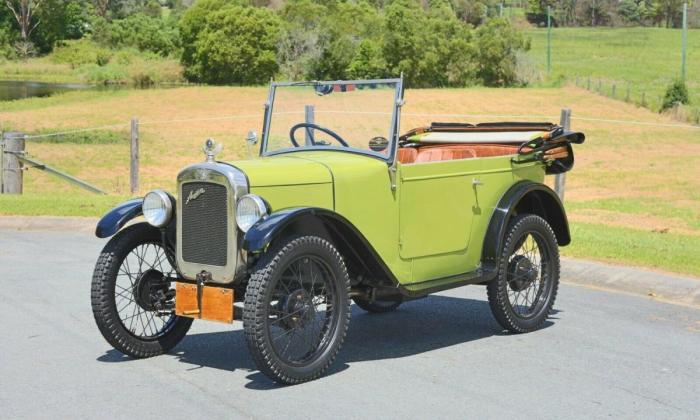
[[32, 0, 90, 54], [178, 0, 238, 75], [51, 39, 113, 68], [347, 39, 387, 79], [1, 0, 534, 89], [183, 3, 280, 84], [92, 14, 179, 56], [661, 79, 690, 111], [473, 18, 530, 86]]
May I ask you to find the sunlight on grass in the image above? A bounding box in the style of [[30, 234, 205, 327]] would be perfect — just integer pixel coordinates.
[[563, 222, 700, 277]]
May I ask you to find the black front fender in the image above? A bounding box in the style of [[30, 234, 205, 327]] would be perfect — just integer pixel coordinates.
[[243, 207, 399, 287], [95, 198, 143, 238], [243, 207, 334, 252]]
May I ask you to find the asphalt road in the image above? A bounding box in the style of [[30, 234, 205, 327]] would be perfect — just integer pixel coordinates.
[[0, 228, 698, 419]]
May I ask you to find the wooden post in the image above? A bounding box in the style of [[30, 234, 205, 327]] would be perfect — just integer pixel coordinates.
[[304, 105, 315, 145], [555, 109, 571, 201], [611, 84, 616, 98], [2, 131, 25, 194], [130, 118, 139, 194]]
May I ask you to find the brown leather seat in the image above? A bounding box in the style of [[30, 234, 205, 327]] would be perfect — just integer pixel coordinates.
[[415, 147, 476, 163], [400, 144, 520, 164], [397, 148, 418, 164]]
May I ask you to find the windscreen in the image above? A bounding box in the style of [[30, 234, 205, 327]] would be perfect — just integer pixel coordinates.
[[263, 81, 399, 159]]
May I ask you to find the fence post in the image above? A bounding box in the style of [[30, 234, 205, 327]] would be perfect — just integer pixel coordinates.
[[611, 84, 616, 98], [304, 105, 315, 145], [2, 132, 25, 194], [130, 118, 139, 194], [555, 109, 571, 201]]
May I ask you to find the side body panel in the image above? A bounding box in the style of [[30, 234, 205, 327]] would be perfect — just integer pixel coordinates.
[[232, 151, 545, 289], [398, 156, 544, 286], [293, 152, 411, 282]]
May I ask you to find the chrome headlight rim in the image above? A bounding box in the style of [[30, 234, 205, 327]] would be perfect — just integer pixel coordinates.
[[143, 189, 173, 228], [236, 194, 268, 232]]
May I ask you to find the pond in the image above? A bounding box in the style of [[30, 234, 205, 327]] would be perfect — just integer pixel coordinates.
[[0, 80, 112, 101]]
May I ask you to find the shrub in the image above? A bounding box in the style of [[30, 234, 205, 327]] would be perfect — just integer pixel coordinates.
[[181, 4, 280, 84], [93, 14, 179, 57], [472, 18, 530, 87], [51, 39, 111, 68], [660, 80, 690, 111]]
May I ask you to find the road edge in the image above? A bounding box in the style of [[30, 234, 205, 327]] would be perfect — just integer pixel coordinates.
[[561, 257, 700, 308]]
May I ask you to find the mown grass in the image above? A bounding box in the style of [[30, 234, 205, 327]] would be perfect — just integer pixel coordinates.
[[0, 86, 698, 276], [0, 193, 127, 217], [564, 222, 700, 277], [525, 27, 700, 116]]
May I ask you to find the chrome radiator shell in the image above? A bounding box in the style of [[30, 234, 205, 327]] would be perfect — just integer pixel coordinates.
[[176, 162, 247, 284]]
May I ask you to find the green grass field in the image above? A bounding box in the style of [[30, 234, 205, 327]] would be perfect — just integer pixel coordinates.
[[1, 86, 699, 276], [526, 27, 700, 117]]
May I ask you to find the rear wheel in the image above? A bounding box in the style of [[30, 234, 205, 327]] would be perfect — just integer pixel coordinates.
[[487, 214, 560, 333], [244, 235, 351, 385], [91, 223, 192, 358]]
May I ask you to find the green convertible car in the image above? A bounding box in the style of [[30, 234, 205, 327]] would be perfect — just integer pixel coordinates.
[[91, 78, 584, 384]]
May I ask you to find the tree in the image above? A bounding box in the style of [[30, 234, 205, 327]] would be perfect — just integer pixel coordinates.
[[4, 0, 43, 42], [473, 18, 529, 86], [183, 4, 280, 84], [93, 0, 109, 18]]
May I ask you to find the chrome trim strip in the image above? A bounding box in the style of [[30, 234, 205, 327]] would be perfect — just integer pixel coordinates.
[[176, 162, 248, 284]]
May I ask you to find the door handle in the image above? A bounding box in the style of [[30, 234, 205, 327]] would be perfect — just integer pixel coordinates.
[[472, 178, 484, 186]]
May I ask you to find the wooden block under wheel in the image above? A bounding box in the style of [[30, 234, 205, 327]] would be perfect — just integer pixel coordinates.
[[175, 282, 234, 324]]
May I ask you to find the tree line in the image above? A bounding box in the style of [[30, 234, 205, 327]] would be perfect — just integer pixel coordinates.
[[526, 0, 699, 28], [1, 0, 531, 87]]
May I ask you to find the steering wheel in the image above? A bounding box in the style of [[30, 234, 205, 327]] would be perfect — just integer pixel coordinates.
[[289, 123, 349, 147]]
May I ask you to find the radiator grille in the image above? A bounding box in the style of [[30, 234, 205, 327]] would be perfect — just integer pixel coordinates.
[[180, 182, 228, 266]]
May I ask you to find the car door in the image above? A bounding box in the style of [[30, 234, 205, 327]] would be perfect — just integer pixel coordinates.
[[398, 155, 481, 281]]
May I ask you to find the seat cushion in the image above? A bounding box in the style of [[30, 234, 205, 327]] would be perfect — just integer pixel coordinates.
[[415, 147, 476, 163], [397, 147, 418, 164]]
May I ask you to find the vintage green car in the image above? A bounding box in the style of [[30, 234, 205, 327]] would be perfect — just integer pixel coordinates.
[[91, 78, 584, 384]]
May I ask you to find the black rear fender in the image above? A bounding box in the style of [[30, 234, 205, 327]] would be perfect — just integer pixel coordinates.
[[481, 181, 569, 272]]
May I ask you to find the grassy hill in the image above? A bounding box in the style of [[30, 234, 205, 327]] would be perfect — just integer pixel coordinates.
[[1, 86, 699, 276], [525, 27, 700, 119]]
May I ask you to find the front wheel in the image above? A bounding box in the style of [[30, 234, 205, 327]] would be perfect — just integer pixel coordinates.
[[244, 235, 351, 385], [91, 223, 193, 358], [487, 214, 560, 333]]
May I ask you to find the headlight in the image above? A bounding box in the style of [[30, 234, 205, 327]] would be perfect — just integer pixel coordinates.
[[236, 194, 268, 232], [143, 190, 173, 228]]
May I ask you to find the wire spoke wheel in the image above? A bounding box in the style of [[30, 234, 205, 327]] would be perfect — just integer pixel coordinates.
[[115, 242, 177, 339], [267, 256, 337, 366], [244, 235, 351, 385], [92, 223, 192, 358], [505, 232, 548, 318], [487, 214, 560, 333]]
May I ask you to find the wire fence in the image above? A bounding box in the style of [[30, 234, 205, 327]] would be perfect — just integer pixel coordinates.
[[16, 109, 700, 143], [2, 107, 699, 196]]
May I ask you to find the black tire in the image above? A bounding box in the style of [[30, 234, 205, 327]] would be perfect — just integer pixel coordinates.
[[91, 223, 193, 358], [244, 235, 351, 385], [352, 297, 402, 313], [487, 214, 560, 333]]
